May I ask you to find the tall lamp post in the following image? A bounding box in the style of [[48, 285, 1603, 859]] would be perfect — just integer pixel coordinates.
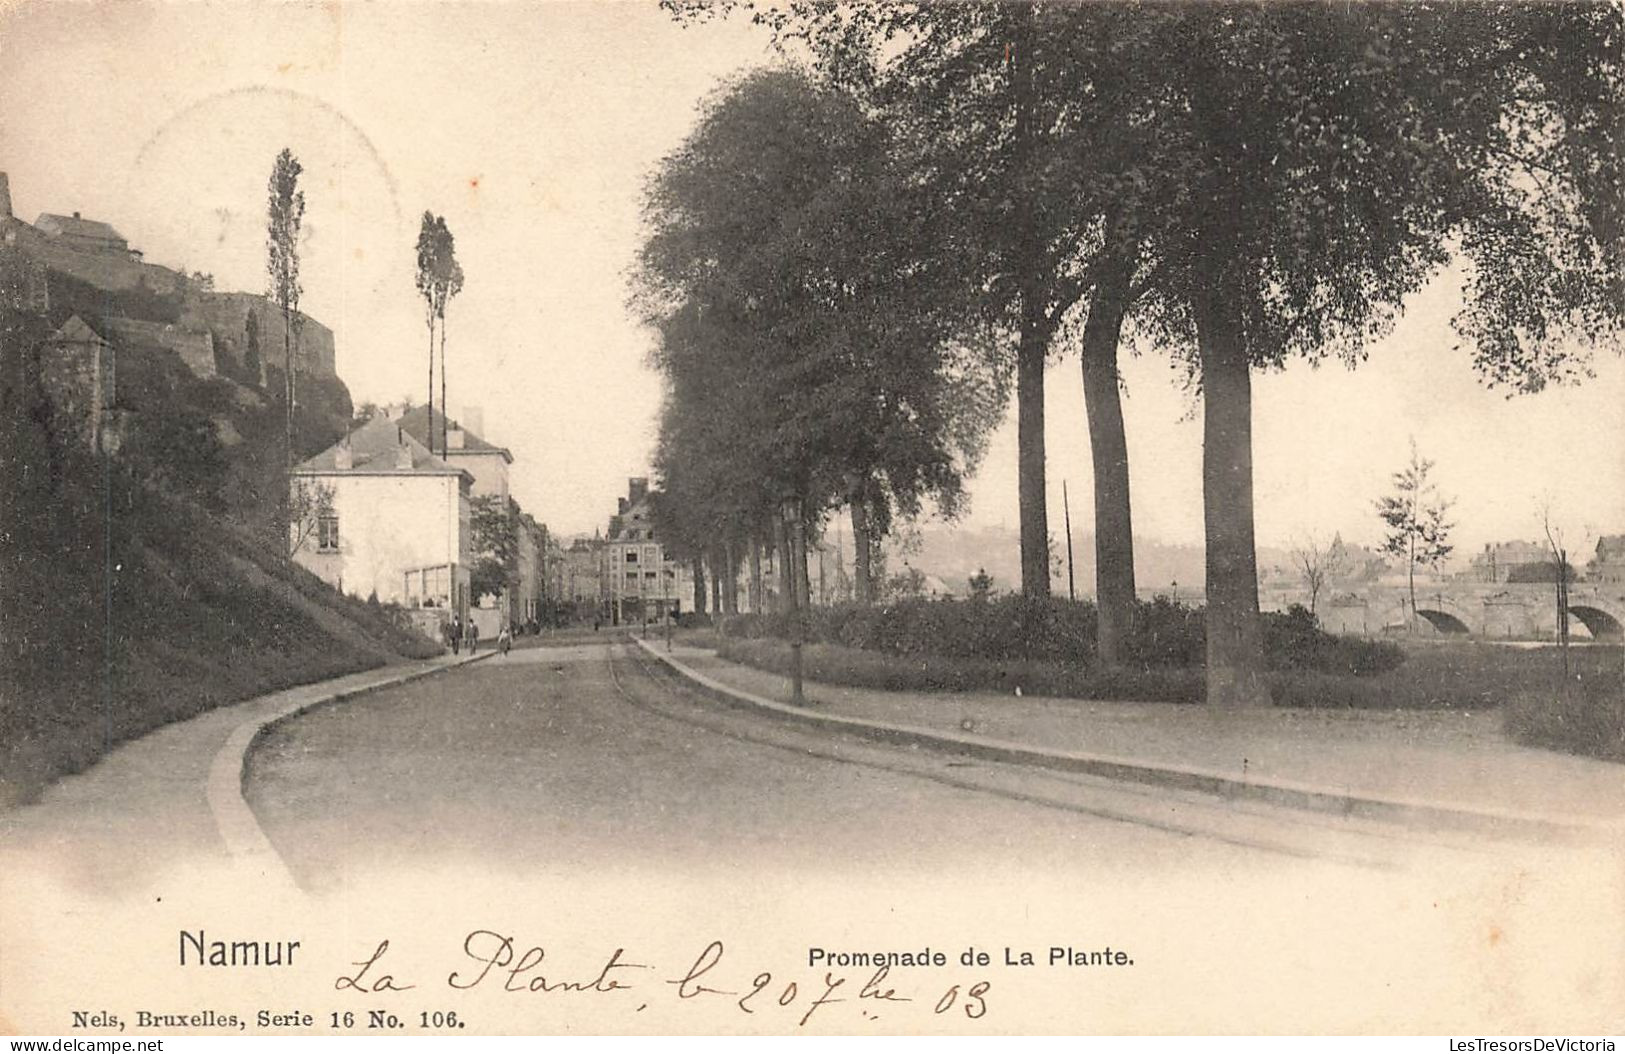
[[781, 493, 805, 706]]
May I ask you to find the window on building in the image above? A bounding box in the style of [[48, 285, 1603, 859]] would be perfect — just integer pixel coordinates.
[[318, 514, 340, 552], [625, 549, 638, 563], [645, 570, 657, 579]]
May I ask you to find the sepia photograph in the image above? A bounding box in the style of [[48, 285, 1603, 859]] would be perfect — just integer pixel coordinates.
[[1, 0, 1622, 1039]]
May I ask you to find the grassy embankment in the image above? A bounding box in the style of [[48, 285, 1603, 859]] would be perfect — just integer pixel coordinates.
[[0, 464, 442, 806], [1, 306, 439, 806]]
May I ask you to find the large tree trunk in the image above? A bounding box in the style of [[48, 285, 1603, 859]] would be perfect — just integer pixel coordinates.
[[709, 549, 723, 615], [795, 518, 811, 615], [1080, 252, 1136, 665], [851, 498, 872, 604], [722, 540, 738, 614], [789, 502, 811, 622], [1016, 318, 1051, 598], [692, 557, 706, 616], [749, 539, 764, 614], [1194, 276, 1270, 708], [1009, 7, 1051, 600], [774, 518, 794, 615]]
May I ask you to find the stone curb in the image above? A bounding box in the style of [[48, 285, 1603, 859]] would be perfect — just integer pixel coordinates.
[[634, 638, 1623, 846], [206, 650, 497, 887]]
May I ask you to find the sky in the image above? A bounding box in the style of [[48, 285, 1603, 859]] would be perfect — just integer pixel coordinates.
[[2, 1, 1621, 555]]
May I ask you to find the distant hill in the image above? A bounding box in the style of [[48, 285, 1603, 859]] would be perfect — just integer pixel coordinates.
[[830, 521, 1367, 599]]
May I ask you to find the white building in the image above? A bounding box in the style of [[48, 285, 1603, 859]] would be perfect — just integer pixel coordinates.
[[290, 415, 472, 623], [397, 405, 532, 628]]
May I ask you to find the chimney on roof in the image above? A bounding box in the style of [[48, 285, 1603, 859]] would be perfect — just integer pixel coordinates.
[[447, 427, 465, 450], [0, 173, 11, 219], [628, 477, 649, 505], [334, 436, 353, 470], [73, 211, 81, 220]]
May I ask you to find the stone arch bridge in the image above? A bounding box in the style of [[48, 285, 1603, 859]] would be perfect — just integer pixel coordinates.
[[1142, 583, 1625, 641], [1266, 582, 1625, 641]]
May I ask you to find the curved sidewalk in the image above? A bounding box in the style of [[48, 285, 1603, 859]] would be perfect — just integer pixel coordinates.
[[637, 638, 1625, 844], [0, 651, 490, 891]]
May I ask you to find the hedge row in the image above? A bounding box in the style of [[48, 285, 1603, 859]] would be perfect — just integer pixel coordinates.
[[715, 596, 1404, 677], [713, 636, 1625, 716], [1504, 675, 1625, 762]]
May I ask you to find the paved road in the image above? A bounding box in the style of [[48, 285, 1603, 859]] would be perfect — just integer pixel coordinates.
[[244, 639, 1516, 890], [210, 641, 1625, 1029]]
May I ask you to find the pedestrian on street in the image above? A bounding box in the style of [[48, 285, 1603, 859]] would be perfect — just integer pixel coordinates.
[[466, 621, 479, 655], [450, 614, 462, 655], [498, 624, 512, 656]]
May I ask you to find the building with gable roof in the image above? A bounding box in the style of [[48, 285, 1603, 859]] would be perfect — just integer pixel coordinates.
[[395, 405, 514, 501], [34, 211, 129, 255], [604, 477, 692, 626], [1590, 535, 1625, 584], [395, 405, 550, 630], [290, 415, 473, 625]]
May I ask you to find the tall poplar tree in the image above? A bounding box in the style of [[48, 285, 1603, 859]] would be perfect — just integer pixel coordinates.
[[266, 148, 305, 471], [415, 212, 444, 453]]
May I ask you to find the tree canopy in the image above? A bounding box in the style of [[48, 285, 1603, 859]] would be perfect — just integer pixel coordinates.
[[635, 67, 1006, 581], [665, 1, 1624, 702]]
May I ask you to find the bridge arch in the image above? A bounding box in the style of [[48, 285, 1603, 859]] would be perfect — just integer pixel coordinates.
[[1568, 605, 1624, 642], [1415, 608, 1472, 635]]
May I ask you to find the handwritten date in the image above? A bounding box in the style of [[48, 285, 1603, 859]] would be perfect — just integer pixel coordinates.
[[335, 933, 990, 1026]]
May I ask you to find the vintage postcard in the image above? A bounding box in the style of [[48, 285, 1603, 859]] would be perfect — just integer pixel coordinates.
[[2, 0, 1622, 1039]]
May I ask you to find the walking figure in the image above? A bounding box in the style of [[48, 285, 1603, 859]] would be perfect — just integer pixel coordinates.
[[498, 624, 512, 656], [449, 614, 462, 655], [466, 620, 479, 655]]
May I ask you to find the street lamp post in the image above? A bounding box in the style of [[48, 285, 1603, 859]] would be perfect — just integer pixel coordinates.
[[781, 494, 805, 706]]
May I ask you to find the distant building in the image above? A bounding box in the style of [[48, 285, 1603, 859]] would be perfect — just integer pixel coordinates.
[[1589, 536, 1625, 584], [1468, 541, 1551, 584], [290, 415, 473, 626], [563, 534, 605, 609], [604, 477, 692, 625], [34, 211, 128, 255], [513, 512, 557, 626], [542, 530, 567, 611]]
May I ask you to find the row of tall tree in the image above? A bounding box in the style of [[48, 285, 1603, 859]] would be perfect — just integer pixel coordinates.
[[648, 1, 1623, 704], [633, 68, 1007, 615]]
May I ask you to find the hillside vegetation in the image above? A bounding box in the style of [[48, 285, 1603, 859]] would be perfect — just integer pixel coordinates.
[[44, 267, 355, 547], [1, 294, 435, 807]]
